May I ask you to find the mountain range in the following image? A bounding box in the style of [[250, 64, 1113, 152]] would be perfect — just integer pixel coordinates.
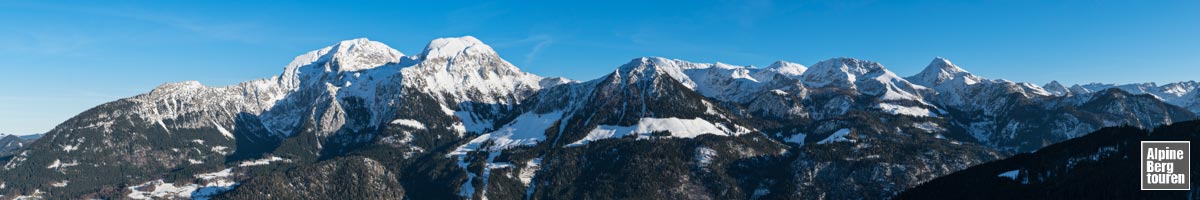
[[900, 120, 1200, 199], [0, 36, 1195, 199]]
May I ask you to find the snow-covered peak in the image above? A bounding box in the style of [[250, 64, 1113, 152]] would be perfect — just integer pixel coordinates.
[[616, 57, 694, 87], [802, 57, 885, 88], [612, 57, 785, 103], [747, 60, 806, 82], [1068, 84, 1092, 94], [401, 36, 543, 105], [279, 38, 405, 90], [1043, 80, 1070, 96], [420, 36, 497, 60], [764, 60, 807, 77], [152, 81, 206, 92], [801, 57, 929, 101], [908, 57, 982, 86], [615, 57, 758, 88], [284, 38, 405, 73]]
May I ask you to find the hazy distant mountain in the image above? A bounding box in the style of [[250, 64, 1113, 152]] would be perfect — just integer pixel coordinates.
[[17, 134, 42, 141], [0, 133, 39, 158], [0, 36, 1193, 199], [1057, 81, 1200, 114]]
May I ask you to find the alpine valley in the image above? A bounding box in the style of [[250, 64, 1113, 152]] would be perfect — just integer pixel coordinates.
[[1, 36, 1196, 199]]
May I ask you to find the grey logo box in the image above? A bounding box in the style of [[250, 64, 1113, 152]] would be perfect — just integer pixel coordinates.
[[1142, 141, 1191, 190]]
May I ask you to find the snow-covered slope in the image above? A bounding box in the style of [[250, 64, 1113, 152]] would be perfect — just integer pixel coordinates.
[[908, 57, 983, 87], [907, 57, 1051, 112], [403, 36, 545, 105], [803, 58, 930, 102], [1042, 81, 1070, 96], [752, 60, 807, 81]]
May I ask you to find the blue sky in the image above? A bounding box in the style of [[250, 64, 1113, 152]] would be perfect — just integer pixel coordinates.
[[1, 0, 1198, 134]]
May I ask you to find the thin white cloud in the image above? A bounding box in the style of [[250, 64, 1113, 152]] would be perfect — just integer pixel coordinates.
[[723, 0, 775, 27], [443, 3, 508, 34], [81, 7, 266, 43], [493, 34, 556, 65], [0, 31, 95, 55]]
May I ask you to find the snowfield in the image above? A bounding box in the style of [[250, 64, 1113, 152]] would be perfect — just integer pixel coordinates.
[[997, 170, 1019, 180], [127, 168, 239, 200], [238, 156, 288, 167], [390, 119, 427, 130], [450, 111, 565, 156], [566, 117, 752, 147], [817, 129, 853, 144], [878, 103, 936, 117]]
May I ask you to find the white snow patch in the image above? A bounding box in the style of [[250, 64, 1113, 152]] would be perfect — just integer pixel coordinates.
[[877, 103, 936, 117], [457, 151, 512, 199], [784, 132, 807, 147], [61, 144, 79, 152], [211, 146, 230, 155], [913, 122, 946, 133], [450, 111, 564, 156], [455, 111, 495, 134], [158, 120, 171, 134], [566, 118, 751, 147], [12, 189, 43, 200], [440, 104, 456, 116], [51, 180, 69, 187], [46, 159, 78, 169], [238, 156, 288, 167], [998, 170, 1019, 180], [450, 122, 468, 135], [816, 129, 853, 144], [696, 147, 718, 166], [212, 121, 233, 139], [195, 168, 234, 180], [390, 119, 427, 130], [521, 157, 543, 198], [456, 157, 477, 198], [126, 178, 238, 200], [519, 158, 542, 186]]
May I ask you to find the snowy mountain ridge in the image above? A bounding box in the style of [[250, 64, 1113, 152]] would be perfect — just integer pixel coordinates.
[[2, 35, 1196, 199], [1060, 81, 1200, 113]]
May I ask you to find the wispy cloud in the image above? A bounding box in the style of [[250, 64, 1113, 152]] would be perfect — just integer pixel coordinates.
[[7, 2, 271, 44], [616, 26, 770, 62], [442, 3, 508, 34], [0, 91, 128, 102], [0, 31, 95, 55], [721, 0, 776, 27], [79, 6, 267, 43], [494, 34, 556, 65]]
